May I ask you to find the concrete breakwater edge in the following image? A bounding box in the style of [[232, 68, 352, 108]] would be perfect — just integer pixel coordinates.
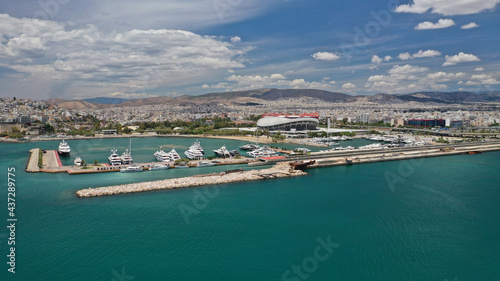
[[76, 162, 307, 198], [26, 148, 41, 172]]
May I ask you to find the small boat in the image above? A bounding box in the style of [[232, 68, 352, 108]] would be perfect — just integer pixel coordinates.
[[150, 163, 171, 170], [290, 160, 315, 170], [294, 148, 311, 154], [197, 161, 216, 167], [58, 139, 71, 156], [174, 165, 190, 169], [74, 157, 82, 166], [120, 165, 143, 173]]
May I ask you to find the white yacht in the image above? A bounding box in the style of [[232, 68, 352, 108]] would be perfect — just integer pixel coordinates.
[[120, 165, 143, 173], [239, 143, 260, 151], [150, 163, 171, 171], [168, 149, 181, 161], [121, 149, 133, 164], [154, 146, 171, 162], [247, 146, 279, 158], [184, 140, 205, 159], [74, 157, 82, 166], [213, 145, 231, 157], [197, 160, 216, 167], [108, 148, 122, 165], [58, 139, 71, 155], [121, 139, 134, 164]]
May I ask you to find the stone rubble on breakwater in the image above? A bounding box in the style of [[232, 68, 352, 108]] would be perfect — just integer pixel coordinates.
[[76, 162, 307, 198], [26, 148, 41, 173]]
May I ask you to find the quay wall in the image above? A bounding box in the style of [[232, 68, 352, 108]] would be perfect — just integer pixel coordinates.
[[26, 148, 40, 173]]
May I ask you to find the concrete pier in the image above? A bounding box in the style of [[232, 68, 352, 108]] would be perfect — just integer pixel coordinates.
[[26, 148, 41, 173], [76, 162, 306, 198]]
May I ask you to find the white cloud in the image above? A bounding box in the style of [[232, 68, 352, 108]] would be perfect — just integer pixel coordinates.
[[442, 52, 480, 66], [0, 14, 248, 97], [312, 52, 341, 61], [371, 55, 383, 64], [365, 65, 467, 94], [383, 56, 392, 62], [431, 84, 448, 90], [427, 72, 466, 82], [415, 19, 455, 30], [412, 49, 442, 58], [395, 0, 500, 16], [398, 52, 411, 60], [475, 67, 485, 71], [230, 36, 242, 43], [461, 22, 480, 29], [341, 83, 356, 89], [204, 73, 337, 91], [398, 49, 442, 61], [388, 64, 429, 74], [470, 74, 500, 84]]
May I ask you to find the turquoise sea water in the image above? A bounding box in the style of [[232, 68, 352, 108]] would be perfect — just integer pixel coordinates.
[[1, 137, 499, 280]]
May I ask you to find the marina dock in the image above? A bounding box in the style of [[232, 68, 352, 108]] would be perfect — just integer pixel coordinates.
[[26, 148, 41, 173], [74, 140, 500, 198]]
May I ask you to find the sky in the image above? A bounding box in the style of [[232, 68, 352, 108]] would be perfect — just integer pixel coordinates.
[[0, 0, 499, 100]]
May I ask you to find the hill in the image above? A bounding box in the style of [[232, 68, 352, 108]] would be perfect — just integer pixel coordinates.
[[81, 97, 133, 104], [46, 89, 500, 109]]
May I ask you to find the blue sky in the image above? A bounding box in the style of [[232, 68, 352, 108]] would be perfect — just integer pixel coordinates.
[[0, 0, 499, 100]]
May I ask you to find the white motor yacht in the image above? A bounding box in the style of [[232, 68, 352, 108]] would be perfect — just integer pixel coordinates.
[[120, 165, 143, 173], [108, 148, 122, 165], [184, 140, 205, 159], [58, 139, 71, 155]]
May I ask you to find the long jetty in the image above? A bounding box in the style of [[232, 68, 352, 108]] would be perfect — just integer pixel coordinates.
[[75, 141, 500, 198], [26, 148, 41, 172], [76, 162, 306, 198]]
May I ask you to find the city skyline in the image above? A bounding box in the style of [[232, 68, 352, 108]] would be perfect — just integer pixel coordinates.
[[1, 0, 499, 100]]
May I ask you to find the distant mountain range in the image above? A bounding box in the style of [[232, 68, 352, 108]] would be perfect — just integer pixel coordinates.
[[81, 97, 133, 104], [45, 89, 500, 109]]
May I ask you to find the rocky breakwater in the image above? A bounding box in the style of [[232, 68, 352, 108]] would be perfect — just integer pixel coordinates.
[[76, 162, 307, 198], [26, 148, 41, 173]]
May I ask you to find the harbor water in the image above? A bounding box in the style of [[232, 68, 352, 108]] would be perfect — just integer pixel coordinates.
[[1, 138, 499, 280]]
